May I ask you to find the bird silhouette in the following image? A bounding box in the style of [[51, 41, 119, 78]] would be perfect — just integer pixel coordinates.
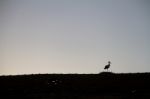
[[104, 61, 111, 71]]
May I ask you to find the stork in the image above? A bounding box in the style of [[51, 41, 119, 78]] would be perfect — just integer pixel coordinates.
[[104, 61, 111, 71]]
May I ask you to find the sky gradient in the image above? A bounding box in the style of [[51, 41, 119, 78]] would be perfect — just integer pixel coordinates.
[[0, 0, 150, 75]]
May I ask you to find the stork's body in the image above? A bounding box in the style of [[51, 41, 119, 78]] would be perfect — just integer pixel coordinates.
[[104, 61, 111, 71]]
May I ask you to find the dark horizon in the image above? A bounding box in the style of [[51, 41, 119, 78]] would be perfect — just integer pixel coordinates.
[[1, 72, 150, 99]]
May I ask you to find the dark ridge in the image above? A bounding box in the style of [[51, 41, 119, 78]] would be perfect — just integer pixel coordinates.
[[0, 72, 150, 99]]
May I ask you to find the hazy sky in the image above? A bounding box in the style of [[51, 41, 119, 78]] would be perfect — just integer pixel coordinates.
[[0, 0, 150, 75]]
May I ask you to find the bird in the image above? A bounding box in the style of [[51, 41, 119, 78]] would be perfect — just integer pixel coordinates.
[[104, 61, 111, 71]]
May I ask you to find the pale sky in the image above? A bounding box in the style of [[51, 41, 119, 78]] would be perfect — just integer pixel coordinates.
[[0, 0, 150, 75]]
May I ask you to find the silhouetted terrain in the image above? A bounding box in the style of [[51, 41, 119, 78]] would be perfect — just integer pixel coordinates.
[[0, 72, 150, 99]]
